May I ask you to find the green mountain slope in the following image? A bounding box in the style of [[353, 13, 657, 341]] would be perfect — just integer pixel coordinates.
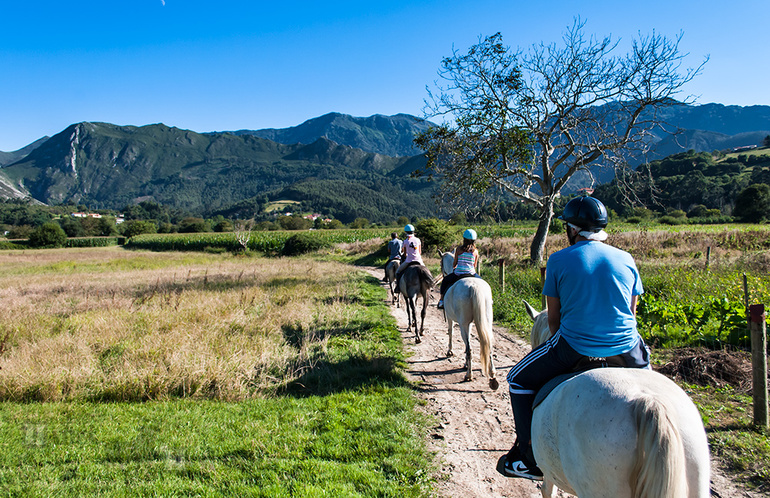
[[230, 112, 436, 157], [1, 122, 434, 222]]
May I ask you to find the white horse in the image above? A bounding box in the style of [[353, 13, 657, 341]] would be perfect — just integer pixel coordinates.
[[384, 259, 400, 307], [444, 277, 498, 389], [523, 302, 710, 498]]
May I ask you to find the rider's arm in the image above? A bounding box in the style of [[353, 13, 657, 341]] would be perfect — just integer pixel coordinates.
[[546, 295, 561, 335], [630, 295, 638, 315], [452, 246, 460, 268]]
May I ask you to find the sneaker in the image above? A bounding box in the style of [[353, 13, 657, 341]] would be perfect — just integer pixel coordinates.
[[437, 300, 444, 309], [502, 445, 543, 481]]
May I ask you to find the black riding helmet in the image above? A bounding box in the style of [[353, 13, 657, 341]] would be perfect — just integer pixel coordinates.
[[558, 195, 608, 231]]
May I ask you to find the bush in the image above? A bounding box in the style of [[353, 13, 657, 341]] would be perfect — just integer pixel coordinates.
[[65, 237, 119, 248], [213, 220, 233, 232], [658, 215, 686, 226], [415, 218, 456, 251], [281, 232, 330, 256], [349, 218, 371, 229], [28, 222, 67, 248], [6, 225, 34, 239], [734, 183, 770, 222], [549, 217, 565, 234], [178, 217, 209, 233], [122, 220, 158, 238]]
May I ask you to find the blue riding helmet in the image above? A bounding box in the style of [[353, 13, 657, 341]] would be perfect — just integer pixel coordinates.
[[558, 196, 608, 231], [463, 229, 477, 241], [404, 224, 415, 232]]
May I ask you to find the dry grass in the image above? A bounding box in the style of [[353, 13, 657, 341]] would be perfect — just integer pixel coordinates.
[[0, 247, 358, 401], [477, 227, 770, 271]]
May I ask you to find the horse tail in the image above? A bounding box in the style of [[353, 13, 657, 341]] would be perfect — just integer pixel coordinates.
[[416, 265, 436, 288], [470, 283, 495, 378], [630, 394, 687, 498]]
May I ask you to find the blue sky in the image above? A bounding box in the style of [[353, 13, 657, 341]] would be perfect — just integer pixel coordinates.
[[1, 0, 767, 151]]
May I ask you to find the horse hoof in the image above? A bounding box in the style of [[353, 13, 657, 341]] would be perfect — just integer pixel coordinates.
[[416, 338, 421, 344], [489, 378, 499, 390], [446, 351, 454, 358]]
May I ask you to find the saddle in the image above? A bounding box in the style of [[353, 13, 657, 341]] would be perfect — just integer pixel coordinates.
[[533, 354, 627, 409], [396, 261, 422, 286]]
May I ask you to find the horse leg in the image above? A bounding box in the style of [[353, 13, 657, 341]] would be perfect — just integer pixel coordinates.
[[462, 324, 472, 382], [412, 297, 421, 344], [403, 295, 412, 333], [540, 480, 556, 498], [418, 290, 427, 338], [446, 319, 454, 357]]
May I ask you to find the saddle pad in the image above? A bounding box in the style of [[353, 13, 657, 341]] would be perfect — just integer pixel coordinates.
[[533, 372, 582, 409]]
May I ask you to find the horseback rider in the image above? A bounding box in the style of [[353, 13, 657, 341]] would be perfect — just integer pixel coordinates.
[[502, 195, 651, 481], [382, 232, 403, 282], [395, 224, 424, 284], [437, 228, 481, 309]]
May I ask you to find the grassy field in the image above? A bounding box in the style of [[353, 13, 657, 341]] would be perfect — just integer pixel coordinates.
[[0, 247, 432, 496], [3, 224, 770, 493]]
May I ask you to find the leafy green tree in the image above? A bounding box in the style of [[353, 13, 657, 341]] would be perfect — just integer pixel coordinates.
[[58, 217, 86, 237], [734, 184, 770, 222], [7, 225, 34, 239], [415, 218, 456, 252], [449, 212, 467, 225], [178, 217, 209, 233], [321, 219, 344, 230], [28, 222, 67, 248], [764, 135, 770, 148], [416, 20, 705, 264], [213, 220, 234, 232], [277, 215, 312, 230], [121, 220, 158, 238], [349, 218, 370, 229], [396, 216, 410, 227]]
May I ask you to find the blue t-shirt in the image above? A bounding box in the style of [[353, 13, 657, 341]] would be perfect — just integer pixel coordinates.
[[542, 240, 643, 357], [388, 238, 403, 260]]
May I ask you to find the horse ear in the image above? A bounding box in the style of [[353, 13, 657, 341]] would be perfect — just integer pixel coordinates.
[[523, 300, 539, 322]]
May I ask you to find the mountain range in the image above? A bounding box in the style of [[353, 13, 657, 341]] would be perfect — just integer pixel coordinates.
[[0, 104, 768, 221]]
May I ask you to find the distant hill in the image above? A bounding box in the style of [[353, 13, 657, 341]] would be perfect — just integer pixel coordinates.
[[0, 122, 435, 223], [0, 137, 49, 167], [1, 104, 769, 221], [227, 112, 436, 157]]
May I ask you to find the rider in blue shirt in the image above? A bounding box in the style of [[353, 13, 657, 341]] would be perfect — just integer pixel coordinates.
[[382, 232, 404, 282], [502, 195, 650, 481]]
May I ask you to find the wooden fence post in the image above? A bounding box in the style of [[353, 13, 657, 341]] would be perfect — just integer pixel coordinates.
[[750, 304, 769, 429], [706, 246, 711, 269], [498, 259, 505, 292]]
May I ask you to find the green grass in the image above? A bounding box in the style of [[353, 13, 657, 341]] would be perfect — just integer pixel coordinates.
[[0, 390, 429, 497], [686, 384, 770, 490]]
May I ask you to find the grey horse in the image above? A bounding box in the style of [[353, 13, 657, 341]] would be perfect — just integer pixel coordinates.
[[384, 259, 401, 307], [398, 264, 434, 344]]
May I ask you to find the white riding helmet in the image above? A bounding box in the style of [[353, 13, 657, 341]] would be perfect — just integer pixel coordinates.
[[463, 228, 477, 241], [404, 224, 415, 232]]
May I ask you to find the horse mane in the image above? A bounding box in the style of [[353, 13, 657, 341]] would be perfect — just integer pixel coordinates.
[[524, 301, 552, 349]]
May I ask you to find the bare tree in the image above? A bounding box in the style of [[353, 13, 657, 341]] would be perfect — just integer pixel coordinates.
[[416, 19, 706, 264]]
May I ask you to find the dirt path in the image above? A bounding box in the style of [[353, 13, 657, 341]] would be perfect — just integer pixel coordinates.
[[363, 267, 763, 498]]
